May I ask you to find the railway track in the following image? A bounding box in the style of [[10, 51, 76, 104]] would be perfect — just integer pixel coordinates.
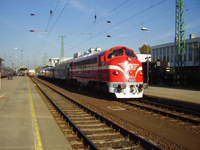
[[143, 95, 200, 113], [31, 77, 162, 150], [119, 98, 200, 128]]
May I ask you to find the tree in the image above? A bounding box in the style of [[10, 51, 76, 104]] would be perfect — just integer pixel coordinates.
[[139, 44, 151, 54], [35, 67, 42, 74]]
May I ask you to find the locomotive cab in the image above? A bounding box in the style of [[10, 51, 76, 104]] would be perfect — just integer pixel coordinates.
[[105, 46, 143, 98]]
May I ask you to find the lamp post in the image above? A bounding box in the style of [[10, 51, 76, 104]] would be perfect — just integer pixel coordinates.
[[141, 27, 149, 88], [27, 56, 29, 69], [12, 47, 17, 79]]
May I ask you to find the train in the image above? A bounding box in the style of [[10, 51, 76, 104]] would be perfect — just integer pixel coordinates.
[[0, 66, 16, 78], [142, 60, 174, 85], [28, 69, 35, 77], [39, 46, 144, 98]]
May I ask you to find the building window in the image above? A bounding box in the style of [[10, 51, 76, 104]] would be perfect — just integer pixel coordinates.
[[154, 49, 157, 61], [170, 46, 174, 62], [167, 47, 170, 61], [156, 49, 159, 61], [185, 44, 187, 61], [163, 48, 166, 61], [152, 49, 155, 61], [194, 42, 199, 63], [188, 43, 193, 61], [160, 48, 163, 61]]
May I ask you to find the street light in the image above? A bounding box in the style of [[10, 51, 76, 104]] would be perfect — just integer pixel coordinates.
[[141, 27, 149, 88], [12, 47, 17, 79], [27, 56, 29, 69]]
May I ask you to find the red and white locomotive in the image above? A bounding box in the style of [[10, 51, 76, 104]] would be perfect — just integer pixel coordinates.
[[39, 46, 144, 98]]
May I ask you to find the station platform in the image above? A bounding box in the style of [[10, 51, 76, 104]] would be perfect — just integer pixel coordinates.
[[144, 85, 200, 104], [0, 76, 73, 150]]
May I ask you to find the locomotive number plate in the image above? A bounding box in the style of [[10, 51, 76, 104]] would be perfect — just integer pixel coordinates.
[[127, 79, 135, 82]]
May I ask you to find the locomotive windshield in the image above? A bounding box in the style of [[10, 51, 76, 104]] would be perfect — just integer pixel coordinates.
[[107, 49, 123, 59], [107, 48, 137, 59], [125, 49, 137, 59]]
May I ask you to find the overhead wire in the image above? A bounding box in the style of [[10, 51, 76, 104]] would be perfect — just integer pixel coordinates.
[[34, 0, 60, 60], [35, 0, 70, 59], [48, 0, 133, 57], [66, 0, 132, 45], [64, 0, 167, 54], [60, 0, 135, 56]]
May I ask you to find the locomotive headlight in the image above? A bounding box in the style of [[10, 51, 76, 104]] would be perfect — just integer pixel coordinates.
[[117, 83, 126, 93], [118, 83, 126, 89], [128, 57, 132, 61], [140, 71, 143, 75], [121, 83, 126, 89], [113, 70, 120, 75]]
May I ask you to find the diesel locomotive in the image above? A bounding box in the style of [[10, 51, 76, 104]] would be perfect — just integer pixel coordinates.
[[39, 46, 144, 98]]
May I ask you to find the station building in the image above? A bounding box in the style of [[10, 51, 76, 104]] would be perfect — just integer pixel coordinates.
[[151, 34, 200, 72]]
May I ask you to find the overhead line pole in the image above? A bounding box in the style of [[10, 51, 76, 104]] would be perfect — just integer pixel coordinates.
[[21, 50, 23, 66], [59, 36, 66, 64], [174, 0, 186, 86], [43, 53, 47, 66]]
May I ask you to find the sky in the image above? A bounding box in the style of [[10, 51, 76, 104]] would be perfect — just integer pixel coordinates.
[[0, 0, 200, 69]]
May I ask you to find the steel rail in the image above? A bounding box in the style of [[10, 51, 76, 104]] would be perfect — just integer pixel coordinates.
[[120, 99, 200, 125], [140, 99, 200, 117], [32, 78, 99, 150], [33, 77, 163, 150], [143, 95, 200, 113]]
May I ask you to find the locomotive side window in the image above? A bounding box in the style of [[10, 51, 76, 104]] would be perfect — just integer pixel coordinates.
[[125, 50, 137, 59], [73, 57, 97, 67], [93, 57, 97, 63], [107, 49, 123, 59]]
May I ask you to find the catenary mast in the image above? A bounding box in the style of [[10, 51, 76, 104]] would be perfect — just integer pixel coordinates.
[[60, 36, 65, 64], [174, 0, 186, 86]]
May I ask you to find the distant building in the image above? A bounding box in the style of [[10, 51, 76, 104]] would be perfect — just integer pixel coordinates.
[[49, 58, 59, 66], [0, 58, 4, 66], [136, 53, 151, 62], [49, 57, 73, 66], [151, 34, 199, 71]]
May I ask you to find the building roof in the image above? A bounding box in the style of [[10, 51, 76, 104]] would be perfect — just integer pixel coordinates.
[[15, 66, 27, 70], [152, 37, 199, 49]]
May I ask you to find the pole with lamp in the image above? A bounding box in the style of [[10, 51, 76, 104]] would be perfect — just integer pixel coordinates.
[[0, 58, 4, 90], [12, 47, 17, 79], [141, 27, 149, 89]]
